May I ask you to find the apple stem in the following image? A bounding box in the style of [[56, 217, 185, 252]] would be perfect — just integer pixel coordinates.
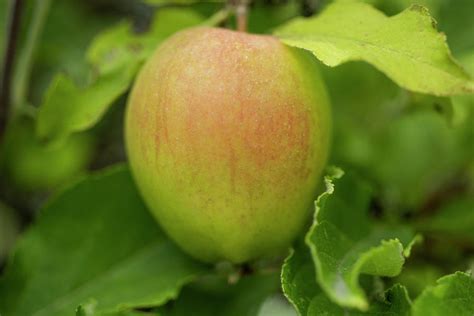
[[236, 2, 248, 32], [227, 0, 249, 32]]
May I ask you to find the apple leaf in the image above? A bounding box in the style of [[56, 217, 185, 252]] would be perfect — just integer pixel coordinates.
[[281, 243, 321, 316], [394, 264, 444, 298], [274, 1, 474, 96], [258, 295, 297, 316], [281, 242, 412, 316], [0, 165, 209, 316], [76, 301, 155, 316], [436, 0, 474, 55], [412, 272, 474, 316], [36, 9, 206, 146], [416, 196, 474, 243], [308, 284, 412, 316], [36, 63, 138, 145], [305, 168, 420, 310], [452, 52, 474, 125], [223, 274, 281, 316], [144, 0, 224, 4], [156, 273, 281, 316], [86, 8, 206, 74], [370, 110, 472, 211]]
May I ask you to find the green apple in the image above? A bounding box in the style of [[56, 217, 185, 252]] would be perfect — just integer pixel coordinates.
[[1, 118, 93, 191], [125, 27, 331, 263]]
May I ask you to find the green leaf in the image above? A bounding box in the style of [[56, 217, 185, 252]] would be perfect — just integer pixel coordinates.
[[320, 16, 473, 213], [281, 242, 412, 315], [309, 284, 412, 316], [370, 109, 472, 210], [258, 295, 297, 316], [369, 284, 412, 315], [437, 0, 474, 55], [76, 300, 157, 316], [246, 2, 301, 34], [85, 21, 141, 75], [223, 274, 281, 316], [0, 165, 208, 316], [416, 197, 474, 243], [274, 1, 474, 96], [452, 51, 474, 124], [305, 168, 418, 310], [158, 273, 281, 316], [143, 0, 224, 5], [324, 59, 472, 212], [412, 272, 474, 316], [37, 63, 138, 145], [394, 264, 443, 298], [33, 0, 116, 82], [86, 8, 206, 73], [357, 0, 442, 17], [36, 8, 206, 146], [281, 243, 320, 315]]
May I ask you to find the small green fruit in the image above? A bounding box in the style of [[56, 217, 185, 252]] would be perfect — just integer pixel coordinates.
[[126, 27, 331, 263], [1, 118, 93, 191]]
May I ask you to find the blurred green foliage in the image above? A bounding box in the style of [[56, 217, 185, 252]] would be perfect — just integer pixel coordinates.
[[0, 166, 209, 316], [0, 201, 19, 260], [0, 117, 93, 191], [0, 0, 473, 315]]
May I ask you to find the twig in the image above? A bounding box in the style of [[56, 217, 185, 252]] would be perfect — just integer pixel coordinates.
[[0, 0, 24, 140], [12, 0, 51, 112]]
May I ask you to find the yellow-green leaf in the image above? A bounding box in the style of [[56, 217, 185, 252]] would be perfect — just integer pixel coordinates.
[[275, 1, 474, 96]]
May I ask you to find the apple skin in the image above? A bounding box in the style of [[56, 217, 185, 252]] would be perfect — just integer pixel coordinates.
[[125, 27, 331, 263]]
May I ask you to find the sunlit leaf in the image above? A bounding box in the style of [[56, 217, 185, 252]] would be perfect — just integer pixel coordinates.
[[305, 168, 419, 310], [281, 242, 412, 315], [275, 1, 474, 96]]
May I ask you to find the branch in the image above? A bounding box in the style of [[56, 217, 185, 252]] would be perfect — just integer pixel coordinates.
[[12, 0, 51, 111], [0, 0, 24, 140]]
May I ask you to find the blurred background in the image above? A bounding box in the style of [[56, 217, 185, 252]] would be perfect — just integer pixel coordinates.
[[0, 0, 473, 298]]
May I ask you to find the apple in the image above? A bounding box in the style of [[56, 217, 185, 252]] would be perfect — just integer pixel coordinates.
[[125, 27, 331, 263], [1, 118, 93, 191]]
